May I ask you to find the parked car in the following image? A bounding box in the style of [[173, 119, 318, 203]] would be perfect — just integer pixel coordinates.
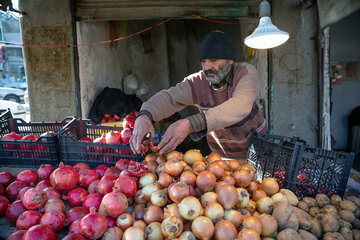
[[5, 77, 27, 90], [0, 100, 26, 120], [0, 87, 25, 103]]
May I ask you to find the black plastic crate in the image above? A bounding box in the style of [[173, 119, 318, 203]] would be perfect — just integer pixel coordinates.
[[0, 117, 76, 167], [246, 132, 354, 197], [0, 108, 12, 121], [59, 119, 144, 168]]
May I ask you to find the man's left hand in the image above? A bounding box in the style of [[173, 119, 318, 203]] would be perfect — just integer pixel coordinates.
[[158, 119, 193, 155]]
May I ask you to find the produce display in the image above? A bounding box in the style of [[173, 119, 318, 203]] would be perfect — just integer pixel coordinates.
[[0, 149, 359, 240]]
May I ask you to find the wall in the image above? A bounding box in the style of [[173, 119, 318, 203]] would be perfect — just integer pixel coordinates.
[[271, 0, 318, 146], [330, 9, 360, 149]]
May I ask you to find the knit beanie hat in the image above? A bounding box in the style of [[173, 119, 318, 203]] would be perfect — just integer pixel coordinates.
[[198, 30, 236, 61]]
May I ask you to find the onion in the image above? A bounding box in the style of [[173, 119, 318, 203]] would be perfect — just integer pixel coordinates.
[[221, 175, 235, 185], [123, 227, 144, 240], [166, 151, 183, 161], [201, 192, 218, 208], [180, 171, 196, 186], [158, 172, 173, 188], [133, 204, 145, 220], [161, 216, 183, 239], [192, 161, 206, 173], [145, 222, 162, 240], [151, 189, 168, 207], [156, 155, 167, 165], [233, 169, 251, 188], [213, 160, 227, 170], [256, 197, 274, 214], [206, 152, 221, 164], [271, 192, 288, 203], [236, 188, 250, 208], [241, 164, 257, 181], [163, 203, 182, 219], [184, 149, 203, 165], [227, 160, 241, 172], [165, 160, 184, 177], [145, 153, 157, 163], [155, 162, 166, 176], [139, 173, 157, 188], [252, 190, 267, 201], [179, 231, 197, 240], [258, 214, 278, 236], [215, 181, 229, 194], [204, 202, 224, 223], [142, 182, 161, 201], [217, 184, 238, 209], [214, 219, 237, 240], [133, 220, 146, 231], [191, 216, 214, 240], [179, 196, 202, 220], [102, 226, 123, 240], [247, 182, 260, 194], [242, 216, 262, 233], [196, 171, 216, 192], [147, 161, 158, 173], [116, 213, 134, 231], [237, 229, 261, 240], [168, 181, 189, 203], [208, 163, 225, 179], [245, 200, 256, 214], [260, 178, 279, 196], [144, 205, 163, 224], [224, 209, 243, 228], [134, 190, 147, 204]]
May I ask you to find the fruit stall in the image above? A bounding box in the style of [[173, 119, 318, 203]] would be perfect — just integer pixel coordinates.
[[0, 112, 359, 240]]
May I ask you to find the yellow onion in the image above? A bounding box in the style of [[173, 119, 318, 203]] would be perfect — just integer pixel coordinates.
[[236, 187, 250, 208], [151, 189, 168, 207], [217, 184, 238, 209], [179, 196, 202, 220], [139, 172, 157, 188], [123, 227, 144, 240], [224, 209, 243, 228], [256, 197, 274, 214], [184, 149, 203, 165], [144, 205, 163, 224], [145, 222, 163, 240], [142, 182, 161, 201], [204, 202, 224, 223], [179, 231, 197, 240], [161, 216, 183, 239], [258, 214, 278, 237], [214, 220, 237, 240], [242, 216, 262, 234], [237, 229, 260, 240], [200, 192, 218, 208], [191, 216, 214, 240], [116, 213, 134, 231]]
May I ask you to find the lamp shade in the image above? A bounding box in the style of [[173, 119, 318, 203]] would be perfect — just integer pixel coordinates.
[[244, 16, 289, 49]]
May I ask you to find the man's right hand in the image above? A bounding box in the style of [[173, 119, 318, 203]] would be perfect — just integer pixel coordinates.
[[129, 115, 155, 155]]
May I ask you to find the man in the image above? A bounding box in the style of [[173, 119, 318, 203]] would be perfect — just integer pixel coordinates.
[[130, 30, 267, 158]]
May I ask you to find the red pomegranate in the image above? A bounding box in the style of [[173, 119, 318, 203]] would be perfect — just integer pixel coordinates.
[[16, 186, 31, 201], [6, 229, 26, 240], [16, 169, 38, 186], [120, 128, 133, 145], [104, 167, 121, 178], [40, 210, 65, 231], [64, 188, 88, 207], [22, 135, 38, 141], [2, 132, 23, 140], [50, 162, 79, 192], [79, 170, 99, 189], [36, 180, 52, 190], [22, 188, 47, 209], [124, 117, 135, 129], [6, 200, 27, 224], [105, 215, 116, 228], [65, 206, 89, 226], [0, 171, 14, 187], [95, 165, 108, 178], [82, 193, 103, 211], [99, 192, 128, 218], [0, 184, 3, 195], [87, 180, 100, 194], [80, 137, 93, 142], [113, 176, 137, 198], [98, 175, 117, 195], [37, 164, 55, 180], [69, 219, 81, 234], [43, 187, 61, 199], [16, 210, 42, 230], [61, 233, 87, 240], [0, 195, 9, 217], [42, 198, 66, 213], [105, 131, 122, 144], [115, 159, 129, 171], [80, 207, 108, 239], [73, 163, 91, 174], [6, 181, 28, 201], [22, 224, 56, 240]]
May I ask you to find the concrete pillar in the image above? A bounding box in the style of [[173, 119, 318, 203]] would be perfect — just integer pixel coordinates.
[[19, 0, 77, 121]]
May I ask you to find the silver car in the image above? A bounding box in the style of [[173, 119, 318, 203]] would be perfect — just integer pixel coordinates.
[[0, 100, 26, 120], [0, 87, 25, 103]]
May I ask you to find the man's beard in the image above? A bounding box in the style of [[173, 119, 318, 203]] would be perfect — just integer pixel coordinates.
[[204, 61, 232, 85]]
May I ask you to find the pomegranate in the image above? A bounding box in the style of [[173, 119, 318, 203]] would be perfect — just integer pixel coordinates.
[[61, 233, 87, 240], [22, 134, 38, 141], [95, 165, 108, 177], [65, 206, 89, 226], [6, 230, 26, 240], [124, 117, 135, 129], [6, 200, 27, 224], [37, 164, 55, 180], [2, 132, 23, 140], [0, 195, 9, 217], [73, 163, 91, 174], [16, 169, 38, 186], [0, 171, 13, 187], [82, 193, 103, 211], [43, 187, 61, 199], [64, 188, 88, 207], [115, 159, 129, 171], [40, 210, 66, 231], [79, 169, 99, 189], [105, 131, 122, 144], [16, 186, 31, 201], [105, 215, 117, 228], [99, 192, 128, 218], [50, 162, 79, 192], [6, 181, 28, 201], [16, 210, 42, 230], [22, 188, 47, 209], [120, 128, 133, 144], [22, 224, 57, 240], [36, 180, 53, 190], [80, 207, 108, 239], [104, 167, 121, 178], [87, 180, 100, 194], [80, 137, 93, 142], [69, 219, 81, 234], [0, 184, 3, 195], [113, 176, 137, 198], [98, 175, 117, 195], [43, 198, 66, 213]]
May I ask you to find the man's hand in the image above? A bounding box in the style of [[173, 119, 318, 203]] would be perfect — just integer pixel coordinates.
[[129, 115, 155, 154], [158, 119, 193, 155]]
